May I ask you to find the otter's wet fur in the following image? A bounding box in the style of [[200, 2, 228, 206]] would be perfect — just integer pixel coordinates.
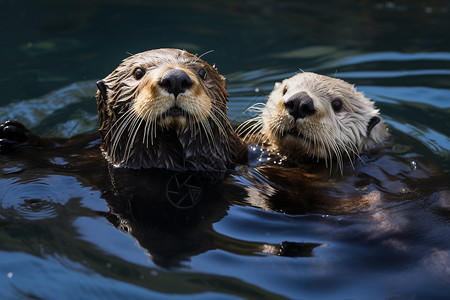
[[97, 48, 247, 171], [239, 72, 388, 171]]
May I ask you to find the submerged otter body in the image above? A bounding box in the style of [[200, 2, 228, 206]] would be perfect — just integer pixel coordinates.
[[240, 72, 388, 171]]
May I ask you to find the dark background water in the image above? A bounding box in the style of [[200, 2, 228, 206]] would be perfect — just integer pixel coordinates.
[[1, 0, 449, 299]]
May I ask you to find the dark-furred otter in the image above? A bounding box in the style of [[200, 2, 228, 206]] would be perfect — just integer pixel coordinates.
[[0, 48, 247, 171], [239, 72, 388, 171]]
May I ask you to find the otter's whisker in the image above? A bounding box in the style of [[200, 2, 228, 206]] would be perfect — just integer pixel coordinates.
[[346, 139, 362, 162], [209, 107, 231, 145], [194, 115, 204, 145], [240, 119, 263, 142], [111, 115, 133, 162], [207, 110, 226, 146], [151, 113, 158, 145], [124, 113, 145, 163], [142, 108, 153, 148], [105, 109, 131, 139], [111, 110, 136, 162], [189, 116, 194, 139], [210, 105, 231, 131], [236, 116, 262, 135], [330, 137, 343, 173], [208, 111, 227, 138], [107, 109, 136, 158], [340, 141, 356, 170], [191, 49, 215, 63], [244, 103, 266, 114], [199, 118, 212, 146], [120, 117, 136, 163]]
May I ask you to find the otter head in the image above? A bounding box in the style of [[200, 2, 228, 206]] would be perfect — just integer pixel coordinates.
[[259, 72, 388, 168], [96, 48, 245, 171]]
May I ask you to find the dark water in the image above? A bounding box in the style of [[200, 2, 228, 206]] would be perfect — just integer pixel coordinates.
[[1, 1, 450, 299]]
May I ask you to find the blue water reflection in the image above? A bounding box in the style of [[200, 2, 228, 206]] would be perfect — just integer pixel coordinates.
[[1, 0, 449, 299]]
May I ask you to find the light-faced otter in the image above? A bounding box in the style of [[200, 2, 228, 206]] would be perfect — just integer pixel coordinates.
[[239, 72, 388, 171], [0, 48, 247, 171]]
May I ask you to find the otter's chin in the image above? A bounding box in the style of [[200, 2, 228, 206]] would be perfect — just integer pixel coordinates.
[[276, 129, 318, 156], [159, 115, 188, 130], [279, 128, 315, 145], [166, 107, 184, 117], [280, 128, 305, 139]]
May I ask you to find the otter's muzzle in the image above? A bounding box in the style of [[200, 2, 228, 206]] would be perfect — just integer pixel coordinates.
[[159, 69, 193, 98], [284, 92, 315, 120]]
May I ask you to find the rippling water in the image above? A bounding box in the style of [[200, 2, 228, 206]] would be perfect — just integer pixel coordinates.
[[1, 1, 449, 299]]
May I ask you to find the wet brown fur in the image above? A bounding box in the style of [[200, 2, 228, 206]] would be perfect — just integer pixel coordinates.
[[97, 48, 247, 171]]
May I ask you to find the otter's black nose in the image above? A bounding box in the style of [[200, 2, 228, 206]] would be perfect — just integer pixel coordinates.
[[159, 69, 193, 98], [284, 92, 315, 120]]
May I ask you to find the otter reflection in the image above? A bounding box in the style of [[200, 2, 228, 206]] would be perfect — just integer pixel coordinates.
[[104, 167, 321, 268]]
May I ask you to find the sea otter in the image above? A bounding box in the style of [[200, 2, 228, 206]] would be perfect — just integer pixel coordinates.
[[0, 48, 247, 171], [239, 72, 388, 171]]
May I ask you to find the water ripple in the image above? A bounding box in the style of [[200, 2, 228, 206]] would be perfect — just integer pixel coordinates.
[[0, 80, 97, 136], [0, 174, 101, 220], [336, 69, 450, 79], [324, 51, 450, 68], [360, 86, 450, 108], [386, 118, 450, 158], [0, 177, 66, 220]]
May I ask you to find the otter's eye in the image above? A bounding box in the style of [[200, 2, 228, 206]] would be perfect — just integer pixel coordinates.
[[198, 68, 207, 80], [282, 86, 288, 96], [133, 68, 145, 80], [331, 98, 343, 112]]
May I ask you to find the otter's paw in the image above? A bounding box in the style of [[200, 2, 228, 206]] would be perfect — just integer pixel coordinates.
[[0, 120, 31, 152]]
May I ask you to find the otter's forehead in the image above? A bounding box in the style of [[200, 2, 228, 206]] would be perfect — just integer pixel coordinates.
[[279, 72, 354, 97], [122, 48, 198, 68]]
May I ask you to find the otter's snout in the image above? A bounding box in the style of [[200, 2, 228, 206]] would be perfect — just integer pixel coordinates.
[[284, 92, 315, 120], [159, 69, 193, 98]]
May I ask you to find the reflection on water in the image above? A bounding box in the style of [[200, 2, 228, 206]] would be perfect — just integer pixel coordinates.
[[1, 0, 450, 299], [106, 167, 322, 268]]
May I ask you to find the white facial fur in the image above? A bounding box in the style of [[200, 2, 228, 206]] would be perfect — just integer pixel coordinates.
[[260, 72, 388, 166]]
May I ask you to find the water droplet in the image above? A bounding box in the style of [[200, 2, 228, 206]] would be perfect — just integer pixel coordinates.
[[410, 160, 417, 171], [7, 272, 13, 279], [255, 88, 260, 93]]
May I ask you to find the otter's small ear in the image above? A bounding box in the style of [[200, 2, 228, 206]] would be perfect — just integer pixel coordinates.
[[367, 116, 381, 136], [274, 82, 281, 89], [96, 80, 108, 100], [223, 76, 229, 89]]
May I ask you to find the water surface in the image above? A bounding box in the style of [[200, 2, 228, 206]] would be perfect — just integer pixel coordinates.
[[1, 1, 449, 299]]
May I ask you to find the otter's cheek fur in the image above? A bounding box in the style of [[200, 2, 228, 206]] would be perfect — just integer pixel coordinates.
[[261, 99, 294, 140]]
